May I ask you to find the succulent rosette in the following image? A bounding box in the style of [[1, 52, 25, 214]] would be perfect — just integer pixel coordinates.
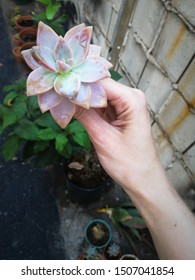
[[21, 22, 112, 128]]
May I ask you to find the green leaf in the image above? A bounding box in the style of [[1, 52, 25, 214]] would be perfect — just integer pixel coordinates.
[[110, 70, 122, 81], [15, 121, 39, 140], [72, 132, 91, 150], [35, 113, 61, 131], [12, 96, 27, 120], [28, 96, 39, 111], [46, 3, 61, 20], [67, 120, 86, 134], [122, 216, 146, 229], [2, 108, 18, 129], [112, 207, 132, 223], [35, 146, 58, 167], [33, 141, 50, 153], [55, 134, 68, 153], [37, 127, 58, 140], [3, 92, 18, 106], [59, 142, 72, 159], [2, 134, 21, 161]]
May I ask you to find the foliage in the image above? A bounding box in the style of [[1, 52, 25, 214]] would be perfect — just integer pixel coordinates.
[[0, 79, 91, 166], [33, 0, 69, 35], [97, 200, 146, 254]]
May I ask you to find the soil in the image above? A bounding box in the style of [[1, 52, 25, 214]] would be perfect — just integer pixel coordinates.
[[65, 150, 108, 188], [21, 33, 36, 42]]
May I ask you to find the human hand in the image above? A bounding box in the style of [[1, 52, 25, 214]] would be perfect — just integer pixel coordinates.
[[75, 78, 163, 194]]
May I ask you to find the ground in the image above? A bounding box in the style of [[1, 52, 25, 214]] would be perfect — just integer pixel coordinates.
[[0, 0, 158, 260]]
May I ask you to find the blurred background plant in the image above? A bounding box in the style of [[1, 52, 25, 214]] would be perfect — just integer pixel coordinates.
[[0, 79, 91, 167], [79, 245, 104, 260], [32, 0, 69, 35], [97, 200, 147, 254]]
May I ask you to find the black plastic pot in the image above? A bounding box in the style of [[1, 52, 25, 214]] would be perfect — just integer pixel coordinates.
[[65, 176, 113, 204]]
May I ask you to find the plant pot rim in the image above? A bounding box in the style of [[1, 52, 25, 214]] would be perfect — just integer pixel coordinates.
[[16, 15, 35, 31], [120, 254, 139, 260], [19, 28, 37, 44], [84, 219, 112, 249]]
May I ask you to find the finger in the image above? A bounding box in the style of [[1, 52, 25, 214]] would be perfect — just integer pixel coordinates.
[[75, 107, 110, 137], [100, 78, 135, 101]]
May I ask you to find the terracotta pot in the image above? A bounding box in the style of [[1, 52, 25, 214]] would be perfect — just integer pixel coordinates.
[[19, 28, 37, 45], [15, 15, 36, 31], [13, 42, 35, 64], [12, 46, 24, 63], [12, 33, 21, 46]]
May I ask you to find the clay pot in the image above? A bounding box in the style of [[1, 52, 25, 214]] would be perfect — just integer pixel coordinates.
[[13, 42, 35, 64], [12, 46, 24, 63], [15, 15, 36, 31], [19, 28, 37, 45], [12, 33, 21, 46]]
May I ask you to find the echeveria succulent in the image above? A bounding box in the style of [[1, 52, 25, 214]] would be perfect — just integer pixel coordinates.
[[21, 22, 112, 128]]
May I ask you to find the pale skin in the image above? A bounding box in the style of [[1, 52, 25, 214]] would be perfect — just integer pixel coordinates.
[[75, 78, 195, 260]]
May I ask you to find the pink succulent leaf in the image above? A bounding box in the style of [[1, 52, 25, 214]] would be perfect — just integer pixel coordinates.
[[50, 98, 76, 128], [73, 55, 111, 82], [64, 23, 85, 42], [88, 44, 102, 56], [21, 22, 113, 128], [89, 82, 107, 108], [31, 46, 57, 72], [21, 49, 40, 70], [27, 67, 57, 96], [37, 21, 58, 51], [71, 83, 91, 109], [38, 89, 63, 113], [54, 72, 80, 99], [54, 36, 73, 62], [56, 60, 71, 72], [68, 26, 92, 66]]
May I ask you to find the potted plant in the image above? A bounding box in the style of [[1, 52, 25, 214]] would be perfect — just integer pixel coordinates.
[[79, 245, 105, 260], [84, 219, 112, 249], [103, 241, 122, 260], [97, 200, 146, 255], [0, 79, 112, 205], [64, 141, 114, 204]]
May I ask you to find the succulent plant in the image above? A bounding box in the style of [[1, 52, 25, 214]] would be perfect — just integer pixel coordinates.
[[85, 245, 97, 258], [107, 242, 120, 257], [21, 22, 112, 128]]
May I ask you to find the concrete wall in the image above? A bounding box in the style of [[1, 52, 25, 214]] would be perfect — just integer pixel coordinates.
[[71, 0, 195, 205]]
